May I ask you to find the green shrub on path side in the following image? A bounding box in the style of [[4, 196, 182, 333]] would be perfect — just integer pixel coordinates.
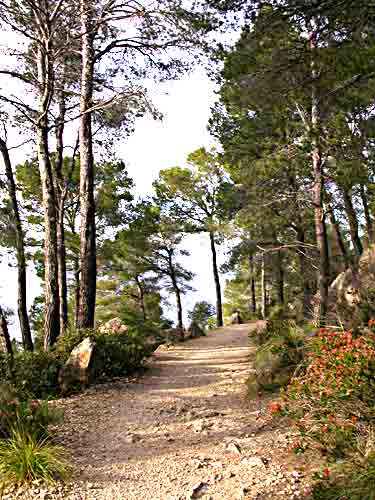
[[247, 320, 305, 397], [312, 454, 375, 500], [0, 390, 62, 440], [0, 351, 63, 399], [53, 327, 155, 381], [0, 431, 69, 486]]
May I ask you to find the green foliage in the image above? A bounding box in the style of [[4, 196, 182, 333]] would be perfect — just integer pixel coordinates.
[[0, 351, 63, 399], [247, 320, 305, 397], [53, 327, 155, 382], [188, 301, 215, 328], [312, 452, 375, 500], [0, 391, 61, 440], [0, 431, 68, 486], [284, 326, 375, 459]]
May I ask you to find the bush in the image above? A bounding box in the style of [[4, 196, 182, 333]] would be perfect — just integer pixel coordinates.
[[90, 330, 154, 379], [312, 454, 375, 500], [0, 431, 68, 486], [54, 327, 155, 382], [0, 351, 63, 399], [284, 324, 375, 460], [0, 391, 61, 440], [247, 320, 305, 396]]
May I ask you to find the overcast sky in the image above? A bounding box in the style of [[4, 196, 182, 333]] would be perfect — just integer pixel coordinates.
[[0, 68, 231, 336]]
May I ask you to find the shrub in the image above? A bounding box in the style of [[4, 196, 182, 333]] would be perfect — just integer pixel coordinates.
[[284, 325, 375, 459], [0, 431, 68, 486], [247, 320, 305, 397], [2, 351, 63, 399], [312, 454, 375, 500], [54, 327, 155, 382]]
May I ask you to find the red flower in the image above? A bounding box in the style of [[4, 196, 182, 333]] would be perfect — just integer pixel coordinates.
[[323, 467, 329, 480]]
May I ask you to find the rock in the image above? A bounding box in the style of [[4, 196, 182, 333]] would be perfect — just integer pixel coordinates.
[[97, 318, 128, 334], [190, 482, 209, 499], [226, 441, 242, 454], [313, 243, 375, 327], [240, 456, 265, 468], [58, 337, 95, 393], [230, 310, 243, 324]]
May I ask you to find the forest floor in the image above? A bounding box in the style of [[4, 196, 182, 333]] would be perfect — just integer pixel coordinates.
[[17, 323, 318, 500]]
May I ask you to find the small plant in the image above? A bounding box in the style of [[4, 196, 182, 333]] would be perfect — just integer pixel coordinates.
[[247, 320, 305, 397], [0, 388, 61, 440], [0, 431, 68, 486]]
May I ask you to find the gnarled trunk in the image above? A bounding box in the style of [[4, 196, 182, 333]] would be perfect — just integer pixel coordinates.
[[78, 0, 96, 329], [311, 31, 330, 326], [0, 139, 33, 351], [261, 252, 266, 320], [55, 91, 68, 335], [327, 202, 350, 268], [209, 231, 223, 327], [248, 255, 256, 313], [167, 251, 183, 335], [360, 184, 373, 244], [135, 275, 147, 321], [36, 46, 60, 349], [340, 185, 363, 257], [0, 305, 13, 357]]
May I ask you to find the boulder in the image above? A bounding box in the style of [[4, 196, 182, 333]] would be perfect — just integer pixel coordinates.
[[59, 337, 95, 393], [97, 318, 128, 334], [314, 244, 375, 326], [230, 310, 242, 325]]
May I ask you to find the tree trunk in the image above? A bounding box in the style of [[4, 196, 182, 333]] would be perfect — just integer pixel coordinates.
[[360, 184, 374, 244], [135, 275, 147, 321], [0, 305, 13, 357], [0, 139, 33, 351], [167, 251, 184, 334], [54, 90, 68, 335], [248, 255, 256, 314], [296, 228, 311, 317], [276, 249, 284, 306], [74, 255, 80, 327], [78, 0, 96, 329], [340, 185, 363, 256], [209, 231, 223, 327], [36, 46, 60, 349], [327, 202, 350, 268], [311, 30, 330, 326], [261, 252, 266, 320]]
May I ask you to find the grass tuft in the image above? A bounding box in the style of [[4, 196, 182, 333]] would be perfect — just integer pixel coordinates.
[[0, 431, 69, 486]]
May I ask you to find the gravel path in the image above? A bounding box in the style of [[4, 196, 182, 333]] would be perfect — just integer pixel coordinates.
[[17, 323, 314, 500]]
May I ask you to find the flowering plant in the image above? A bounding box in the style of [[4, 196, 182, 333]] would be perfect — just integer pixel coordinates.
[[284, 326, 375, 458]]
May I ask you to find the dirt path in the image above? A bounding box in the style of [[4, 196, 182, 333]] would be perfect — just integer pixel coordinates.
[[48, 324, 311, 500]]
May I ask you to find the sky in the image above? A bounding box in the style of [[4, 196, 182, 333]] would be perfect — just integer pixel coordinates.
[[0, 68, 231, 335]]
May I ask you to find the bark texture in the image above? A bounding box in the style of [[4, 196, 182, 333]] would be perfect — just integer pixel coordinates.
[[78, 0, 96, 329], [168, 251, 183, 331], [36, 45, 60, 349], [248, 255, 256, 314], [54, 89, 68, 335], [311, 31, 330, 326], [209, 232, 223, 327], [340, 185, 363, 256], [261, 252, 266, 320], [360, 184, 374, 244], [0, 305, 13, 357], [0, 139, 33, 351]]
